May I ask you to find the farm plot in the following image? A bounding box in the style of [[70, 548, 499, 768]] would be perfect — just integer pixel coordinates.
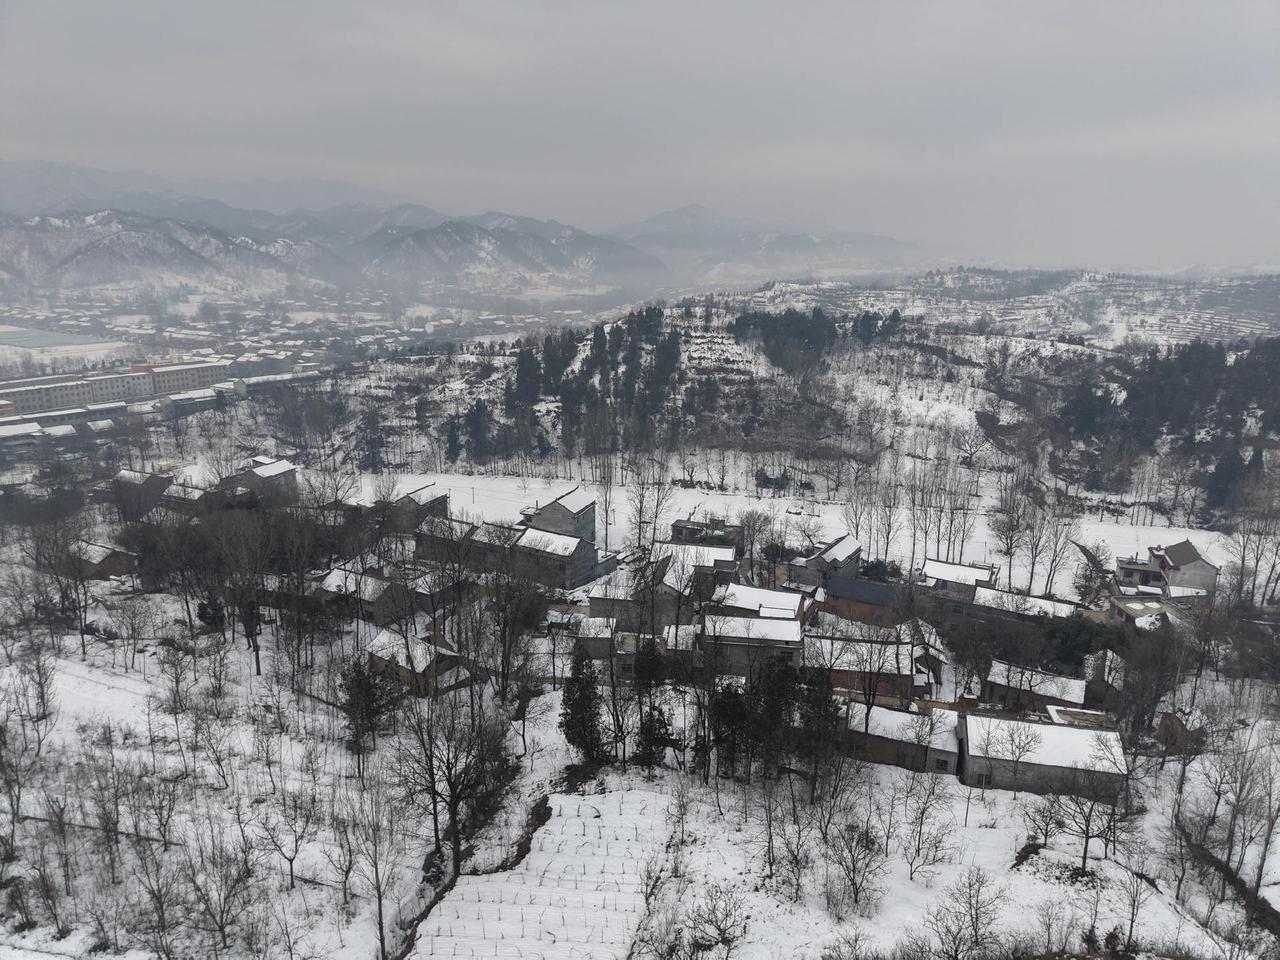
[[413, 788, 671, 959]]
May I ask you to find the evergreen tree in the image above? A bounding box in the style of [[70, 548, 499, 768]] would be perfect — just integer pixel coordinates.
[[445, 416, 462, 462], [464, 399, 493, 461], [338, 656, 401, 781], [513, 347, 542, 408], [633, 637, 665, 712], [711, 685, 748, 778], [356, 403, 388, 471], [560, 646, 605, 763], [856, 310, 879, 345], [588, 324, 608, 375], [634, 704, 671, 773]]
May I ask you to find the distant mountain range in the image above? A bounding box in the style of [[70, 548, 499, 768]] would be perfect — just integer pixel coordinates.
[[0, 161, 915, 296], [612, 204, 915, 285]]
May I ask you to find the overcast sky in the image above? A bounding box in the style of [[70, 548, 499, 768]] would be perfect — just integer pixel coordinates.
[[2, 1, 1278, 268]]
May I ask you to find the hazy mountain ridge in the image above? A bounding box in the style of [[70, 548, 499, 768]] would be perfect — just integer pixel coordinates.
[[0, 162, 915, 296], [614, 204, 916, 285], [0, 205, 666, 295]]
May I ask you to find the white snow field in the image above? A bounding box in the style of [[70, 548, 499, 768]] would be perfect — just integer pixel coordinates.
[[412, 788, 671, 959]]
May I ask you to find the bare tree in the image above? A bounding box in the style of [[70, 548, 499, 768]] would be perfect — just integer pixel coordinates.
[[628, 455, 674, 552], [990, 463, 1030, 589], [181, 808, 260, 953], [13, 641, 58, 756], [924, 865, 1005, 960], [259, 787, 317, 890], [132, 840, 188, 960], [1019, 794, 1062, 846], [899, 770, 955, 882], [1059, 779, 1114, 872], [353, 773, 405, 960], [687, 882, 748, 960], [824, 807, 889, 912], [1119, 856, 1155, 951], [994, 722, 1043, 799], [322, 800, 358, 906]]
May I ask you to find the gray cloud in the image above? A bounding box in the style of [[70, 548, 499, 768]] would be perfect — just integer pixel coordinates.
[[2, 0, 1278, 267]]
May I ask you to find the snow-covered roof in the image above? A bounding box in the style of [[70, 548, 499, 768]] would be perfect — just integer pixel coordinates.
[[0, 423, 41, 439], [805, 636, 918, 676], [662, 624, 699, 650], [964, 715, 1125, 773], [472, 522, 519, 546], [156, 360, 231, 372], [317, 568, 390, 602], [114, 468, 161, 484], [586, 565, 641, 600], [544, 611, 584, 633], [922, 558, 995, 585], [651, 541, 736, 591], [75, 540, 123, 564], [550, 486, 595, 515], [847, 704, 959, 753], [986, 659, 1085, 705], [711, 583, 805, 619], [418, 516, 475, 540], [1045, 705, 1113, 728], [401, 482, 444, 506], [972, 586, 1077, 618], [1112, 596, 1169, 617], [651, 541, 736, 568], [808, 533, 860, 566], [250, 458, 296, 479], [367, 628, 453, 670], [518, 527, 582, 557], [703, 615, 803, 645]]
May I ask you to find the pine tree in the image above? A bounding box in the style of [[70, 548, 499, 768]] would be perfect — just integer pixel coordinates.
[[633, 637, 665, 712], [560, 646, 605, 763], [445, 417, 462, 462], [338, 656, 401, 783], [634, 704, 671, 773]]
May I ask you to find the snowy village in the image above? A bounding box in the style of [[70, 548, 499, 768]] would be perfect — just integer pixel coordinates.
[[3, 4, 1280, 960]]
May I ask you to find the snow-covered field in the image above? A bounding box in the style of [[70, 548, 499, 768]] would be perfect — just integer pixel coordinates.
[[413, 788, 670, 958]]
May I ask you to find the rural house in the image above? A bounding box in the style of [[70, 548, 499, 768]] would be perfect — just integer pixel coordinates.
[[1115, 539, 1219, 597], [669, 515, 744, 550], [366, 627, 474, 697], [110, 468, 171, 521], [73, 540, 137, 580], [520, 486, 597, 542], [705, 582, 810, 621], [922, 558, 998, 595], [983, 659, 1086, 713], [699, 614, 804, 675], [958, 714, 1126, 800], [845, 704, 960, 775], [783, 533, 862, 590]]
